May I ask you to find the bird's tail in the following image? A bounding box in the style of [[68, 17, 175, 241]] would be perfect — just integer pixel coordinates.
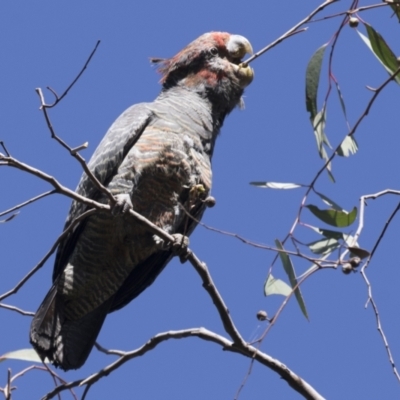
[[30, 284, 111, 370]]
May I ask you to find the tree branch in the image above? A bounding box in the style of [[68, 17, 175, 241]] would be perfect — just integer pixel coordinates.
[[42, 328, 325, 400]]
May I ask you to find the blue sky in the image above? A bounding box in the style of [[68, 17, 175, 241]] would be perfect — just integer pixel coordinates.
[[2, 1, 400, 399]]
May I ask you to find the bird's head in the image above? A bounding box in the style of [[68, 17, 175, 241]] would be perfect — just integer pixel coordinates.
[[153, 32, 254, 115]]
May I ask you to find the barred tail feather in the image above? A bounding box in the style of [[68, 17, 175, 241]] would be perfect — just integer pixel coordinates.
[[30, 285, 111, 370]]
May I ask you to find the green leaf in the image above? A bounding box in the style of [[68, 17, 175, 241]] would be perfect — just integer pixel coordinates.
[[313, 109, 325, 158], [314, 191, 344, 211], [312, 108, 334, 181], [313, 108, 332, 158], [327, 168, 335, 183], [308, 238, 340, 255], [306, 43, 328, 120], [314, 227, 345, 240], [0, 349, 43, 363], [275, 239, 309, 320], [306, 204, 357, 227], [337, 135, 358, 157], [343, 234, 359, 248], [264, 274, 292, 296], [357, 25, 400, 84], [334, 80, 348, 121], [314, 108, 332, 148], [348, 246, 370, 260], [250, 182, 302, 189]]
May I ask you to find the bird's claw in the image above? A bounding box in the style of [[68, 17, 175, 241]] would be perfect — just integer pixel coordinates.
[[112, 194, 133, 215], [170, 233, 190, 263]]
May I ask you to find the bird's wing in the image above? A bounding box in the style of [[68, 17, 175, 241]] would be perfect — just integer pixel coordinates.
[[53, 103, 154, 281]]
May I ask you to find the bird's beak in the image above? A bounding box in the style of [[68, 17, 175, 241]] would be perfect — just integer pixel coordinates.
[[227, 35, 254, 88], [226, 35, 253, 60]]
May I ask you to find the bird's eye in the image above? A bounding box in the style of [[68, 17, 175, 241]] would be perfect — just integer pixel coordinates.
[[209, 47, 218, 56]]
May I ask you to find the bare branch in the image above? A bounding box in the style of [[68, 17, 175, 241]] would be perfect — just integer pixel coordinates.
[[0, 303, 34, 316], [0, 152, 245, 349], [1, 155, 109, 212], [33, 40, 115, 209], [34, 88, 116, 207], [51, 40, 100, 106], [361, 267, 400, 383], [349, 190, 400, 382], [36, 41, 101, 108], [0, 190, 55, 218], [42, 328, 325, 400]]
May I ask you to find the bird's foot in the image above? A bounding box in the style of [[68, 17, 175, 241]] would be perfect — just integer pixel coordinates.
[[153, 233, 190, 263], [111, 194, 133, 215], [170, 233, 190, 263]]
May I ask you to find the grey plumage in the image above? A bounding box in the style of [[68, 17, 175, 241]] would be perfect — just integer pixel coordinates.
[[30, 32, 253, 370]]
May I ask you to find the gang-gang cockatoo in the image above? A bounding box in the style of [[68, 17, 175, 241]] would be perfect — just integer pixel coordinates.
[[30, 32, 254, 370]]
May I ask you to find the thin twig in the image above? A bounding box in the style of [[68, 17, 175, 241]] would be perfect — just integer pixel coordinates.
[[351, 190, 400, 383], [81, 384, 92, 400], [0, 190, 55, 218], [243, 0, 338, 65], [42, 363, 76, 400], [234, 263, 327, 399], [45, 41, 101, 108], [35, 88, 116, 207], [34, 40, 115, 207], [361, 267, 400, 382], [310, 2, 388, 23], [1, 155, 109, 213], [179, 202, 328, 265], [0, 303, 34, 316]]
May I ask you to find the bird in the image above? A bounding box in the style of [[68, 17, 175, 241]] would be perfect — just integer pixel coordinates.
[[30, 32, 254, 370]]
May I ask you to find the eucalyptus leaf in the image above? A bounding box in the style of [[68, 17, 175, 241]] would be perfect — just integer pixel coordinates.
[[348, 246, 370, 260], [357, 26, 400, 85], [327, 168, 335, 183], [319, 228, 345, 240], [306, 43, 328, 120], [337, 136, 358, 157], [250, 182, 302, 189], [0, 349, 44, 364], [264, 275, 292, 296], [308, 238, 340, 255], [0, 213, 18, 223], [314, 192, 344, 211], [275, 239, 309, 320], [334, 80, 348, 121], [306, 205, 357, 227], [313, 108, 330, 159]]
